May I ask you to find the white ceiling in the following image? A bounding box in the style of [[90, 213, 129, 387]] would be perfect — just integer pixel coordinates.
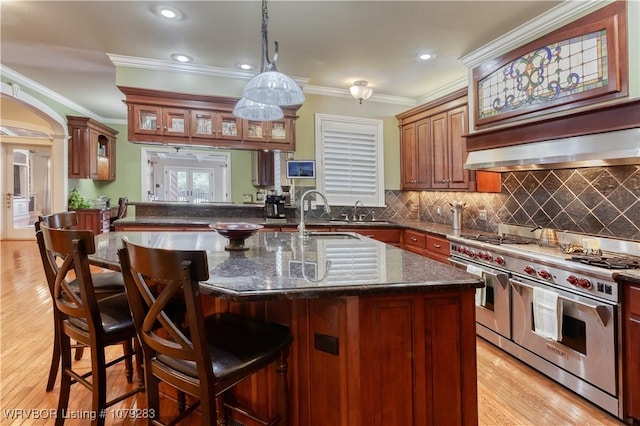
[[1, 1, 562, 123]]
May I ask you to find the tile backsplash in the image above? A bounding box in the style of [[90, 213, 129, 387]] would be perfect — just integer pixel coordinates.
[[412, 165, 639, 241], [293, 165, 639, 241]]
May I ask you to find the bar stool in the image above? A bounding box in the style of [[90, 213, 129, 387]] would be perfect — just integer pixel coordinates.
[[39, 224, 143, 425], [118, 238, 293, 425]]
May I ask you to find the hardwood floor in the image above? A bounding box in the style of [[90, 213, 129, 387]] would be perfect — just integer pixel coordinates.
[[0, 239, 626, 425]]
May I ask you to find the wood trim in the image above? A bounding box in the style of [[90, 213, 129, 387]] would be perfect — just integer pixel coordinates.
[[466, 97, 640, 151], [472, 1, 628, 129], [396, 88, 467, 125], [118, 86, 301, 119]]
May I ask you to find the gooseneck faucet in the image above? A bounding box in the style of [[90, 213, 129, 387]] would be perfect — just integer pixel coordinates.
[[353, 200, 363, 221], [298, 190, 331, 239]]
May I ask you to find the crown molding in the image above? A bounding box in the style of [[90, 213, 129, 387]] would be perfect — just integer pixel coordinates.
[[303, 84, 417, 107], [1, 65, 126, 126], [107, 53, 310, 85], [416, 76, 468, 105], [459, 0, 613, 68]]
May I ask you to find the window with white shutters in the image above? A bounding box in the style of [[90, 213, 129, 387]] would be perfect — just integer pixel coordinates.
[[315, 114, 384, 207]]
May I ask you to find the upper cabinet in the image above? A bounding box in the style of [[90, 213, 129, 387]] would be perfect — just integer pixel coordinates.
[[396, 89, 500, 193], [119, 87, 300, 152], [67, 116, 117, 181]]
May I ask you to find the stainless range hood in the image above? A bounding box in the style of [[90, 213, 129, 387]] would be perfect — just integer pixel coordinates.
[[465, 128, 640, 171]]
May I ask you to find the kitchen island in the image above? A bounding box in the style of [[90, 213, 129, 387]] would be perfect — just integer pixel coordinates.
[[92, 230, 483, 426]]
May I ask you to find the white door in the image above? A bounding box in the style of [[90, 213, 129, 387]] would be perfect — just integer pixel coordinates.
[[3, 144, 52, 239], [165, 167, 214, 203]]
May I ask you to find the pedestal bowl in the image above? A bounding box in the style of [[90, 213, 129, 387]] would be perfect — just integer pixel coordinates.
[[209, 222, 264, 251]]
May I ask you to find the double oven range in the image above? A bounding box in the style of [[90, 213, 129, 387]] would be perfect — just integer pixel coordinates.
[[448, 225, 639, 419]]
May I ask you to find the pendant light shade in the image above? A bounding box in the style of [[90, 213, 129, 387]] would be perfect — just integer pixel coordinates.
[[232, 97, 284, 121], [243, 70, 305, 106], [234, 0, 304, 121]]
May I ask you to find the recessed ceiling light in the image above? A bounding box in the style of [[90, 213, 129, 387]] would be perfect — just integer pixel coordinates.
[[171, 54, 192, 63], [237, 63, 254, 71], [157, 6, 182, 20], [418, 53, 435, 61]]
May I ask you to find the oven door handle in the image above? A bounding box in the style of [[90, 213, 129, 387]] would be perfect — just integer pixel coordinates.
[[510, 279, 610, 327], [449, 258, 508, 288]]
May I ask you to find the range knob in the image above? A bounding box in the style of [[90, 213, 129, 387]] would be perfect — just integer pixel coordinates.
[[495, 256, 505, 266], [538, 270, 552, 280], [457, 246, 465, 253], [478, 251, 487, 260], [567, 275, 579, 286], [466, 249, 476, 258], [524, 265, 536, 275], [577, 278, 592, 289]]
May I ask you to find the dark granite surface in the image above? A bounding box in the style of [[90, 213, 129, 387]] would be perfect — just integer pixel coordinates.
[[614, 270, 640, 285], [113, 216, 466, 237], [91, 231, 483, 301]]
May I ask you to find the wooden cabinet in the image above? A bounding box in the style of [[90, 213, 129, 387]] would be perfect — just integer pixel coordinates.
[[72, 208, 110, 234], [400, 118, 431, 189], [402, 229, 450, 263], [243, 119, 293, 145], [396, 89, 501, 193], [191, 110, 242, 141], [120, 86, 299, 151], [252, 151, 275, 186], [291, 291, 478, 425], [67, 116, 117, 181], [340, 227, 402, 246], [623, 279, 640, 424]]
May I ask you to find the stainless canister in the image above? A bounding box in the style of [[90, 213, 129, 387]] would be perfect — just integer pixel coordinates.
[[450, 201, 466, 230]]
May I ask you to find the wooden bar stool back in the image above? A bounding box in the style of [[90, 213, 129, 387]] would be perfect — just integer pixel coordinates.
[[39, 224, 143, 426], [118, 238, 293, 426], [36, 211, 125, 392]]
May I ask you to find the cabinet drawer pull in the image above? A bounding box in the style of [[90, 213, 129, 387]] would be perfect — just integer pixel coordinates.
[[433, 244, 441, 249], [411, 237, 418, 242]]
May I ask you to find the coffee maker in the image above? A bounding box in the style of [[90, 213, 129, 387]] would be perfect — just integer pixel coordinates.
[[264, 195, 286, 219]]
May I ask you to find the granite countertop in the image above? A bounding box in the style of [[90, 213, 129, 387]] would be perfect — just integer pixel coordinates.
[[92, 231, 483, 301], [614, 270, 640, 285], [113, 216, 468, 237]]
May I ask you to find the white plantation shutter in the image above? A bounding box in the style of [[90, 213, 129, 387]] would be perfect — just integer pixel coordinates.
[[315, 114, 384, 206]]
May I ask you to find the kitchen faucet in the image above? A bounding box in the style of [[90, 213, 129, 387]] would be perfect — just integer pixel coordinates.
[[352, 200, 363, 221], [298, 190, 331, 239]]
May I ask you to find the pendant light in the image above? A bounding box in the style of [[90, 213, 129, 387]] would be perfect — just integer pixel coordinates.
[[233, 0, 305, 121]]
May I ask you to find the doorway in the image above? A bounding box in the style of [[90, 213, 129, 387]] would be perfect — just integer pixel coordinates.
[[2, 143, 52, 239], [142, 147, 230, 202]]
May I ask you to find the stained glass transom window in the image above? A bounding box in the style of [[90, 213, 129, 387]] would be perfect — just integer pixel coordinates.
[[478, 29, 608, 119]]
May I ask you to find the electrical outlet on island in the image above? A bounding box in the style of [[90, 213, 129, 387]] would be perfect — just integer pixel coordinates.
[[479, 209, 487, 221]]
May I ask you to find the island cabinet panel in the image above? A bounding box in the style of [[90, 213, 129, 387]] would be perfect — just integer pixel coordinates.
[[290, 291, 478, 426], [340, 227, 402, 246]]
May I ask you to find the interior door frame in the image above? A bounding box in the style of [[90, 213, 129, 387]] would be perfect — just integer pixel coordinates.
[[1, 80, 69, 240]]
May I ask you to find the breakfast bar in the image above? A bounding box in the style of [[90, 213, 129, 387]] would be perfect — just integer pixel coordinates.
[[91, 230, 483, 425]]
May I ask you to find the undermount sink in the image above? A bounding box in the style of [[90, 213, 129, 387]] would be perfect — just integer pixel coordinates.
[[329, 219, 394, 225], [306, 231, 361, 239]]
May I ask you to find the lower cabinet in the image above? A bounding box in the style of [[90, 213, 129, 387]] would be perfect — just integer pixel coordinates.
[[624, 280, 640, 424], [341, 227, 401, 246], [72, 208, 110, 234], [402, 229, 449, 263]]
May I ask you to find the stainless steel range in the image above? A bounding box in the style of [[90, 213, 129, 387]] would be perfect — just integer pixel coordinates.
[[448, 224, 640, 420]]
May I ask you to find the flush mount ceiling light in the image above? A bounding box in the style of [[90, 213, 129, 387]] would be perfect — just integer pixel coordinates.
[[157, 6, 182, 20], [418, 52, 435, 61], [349, 80, 373, 104], [233, 0, 305, 121], [171, 53, 192, 63]]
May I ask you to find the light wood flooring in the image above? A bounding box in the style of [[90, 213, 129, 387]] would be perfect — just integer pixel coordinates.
[[0, 239, 626, 425]]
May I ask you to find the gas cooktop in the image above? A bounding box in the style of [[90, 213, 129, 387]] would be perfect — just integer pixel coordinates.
[[459, 233, 537, 245], [569, 254, 640, 270]]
